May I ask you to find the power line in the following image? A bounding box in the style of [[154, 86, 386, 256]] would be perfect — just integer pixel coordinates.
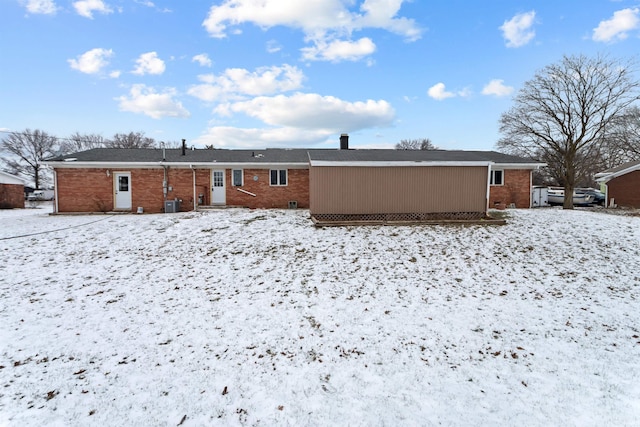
[[0, 215, 111, 241]]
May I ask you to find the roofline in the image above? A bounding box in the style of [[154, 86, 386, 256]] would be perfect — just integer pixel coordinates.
[[0, 171, 27, 184], [42, 161, 309, 169], [596, 162, 640, 183], [493, 163, 545, 169], [308, 160, 543, 168], [309, 160, 493, 167]]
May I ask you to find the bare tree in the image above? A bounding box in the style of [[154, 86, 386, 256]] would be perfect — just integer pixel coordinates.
[[497, 54, 640, 209], [606, 105, 640, 160], [59, 132, 107, 154], [396, 138, 437, 150], [0, 129, 58, 189], [108, 131, 155, 148], [159, 140, 184, 149]]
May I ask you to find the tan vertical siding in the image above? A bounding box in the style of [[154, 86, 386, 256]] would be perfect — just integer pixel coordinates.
[[310, 166, 488, 214]]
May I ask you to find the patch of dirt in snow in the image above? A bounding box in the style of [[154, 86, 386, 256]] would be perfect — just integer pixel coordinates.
[[0, 207, 639, 426]]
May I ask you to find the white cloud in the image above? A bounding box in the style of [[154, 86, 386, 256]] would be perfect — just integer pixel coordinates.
[[500, 11, 536, 48], [427, 83, 455, 101], [116, 84, 190, 119], [481, 79, 514, 97], [109, 70, 121, 79], [22, 0, 57, 14], [194, 127, 334, 148], [592, 8, 640, 42], [266, 40, 282, 53], [68, 48, 113, 74], [214, 92, 395, 131], [132, 52, 166, 75], [202, 0, 421, 62], [301, 37, 376, 62], [73, 0, 113, 19], [355, 0, 422, 41], [192, 54, 212, 67], [188, 64, 305, 102]]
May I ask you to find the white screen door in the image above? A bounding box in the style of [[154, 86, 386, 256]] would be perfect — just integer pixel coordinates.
[[114, 172, 132, 210], [211, 170, 226, 205]]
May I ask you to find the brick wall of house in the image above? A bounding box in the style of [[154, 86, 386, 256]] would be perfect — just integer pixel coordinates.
[[55, 168, 189, 213], [488, 169, 531, 208], [226, 168, 310, 208], [56, 168, 114, 212], [55, 167, 309, 213], [130, 169, 165, 212], [608, 170, 640, 208], [0, 184, 25, 209]]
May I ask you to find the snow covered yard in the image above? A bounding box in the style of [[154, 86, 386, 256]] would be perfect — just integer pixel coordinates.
[[1, 205, 639, 426]]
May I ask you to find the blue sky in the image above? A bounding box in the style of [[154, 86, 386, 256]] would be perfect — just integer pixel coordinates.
[[1, 1, 638, 150]]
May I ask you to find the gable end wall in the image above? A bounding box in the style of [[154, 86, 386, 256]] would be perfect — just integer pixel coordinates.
[[0, 184, 25, 209], [608, 170, 640, 208]]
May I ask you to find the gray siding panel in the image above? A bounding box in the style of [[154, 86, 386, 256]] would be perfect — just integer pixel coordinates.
[[310, 166, 488, 214]]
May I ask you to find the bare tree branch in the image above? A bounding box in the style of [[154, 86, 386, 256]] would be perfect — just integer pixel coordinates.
[[395, 138, 437, 150], [1, 129, 58, 188], [108, 132, 155, 149]]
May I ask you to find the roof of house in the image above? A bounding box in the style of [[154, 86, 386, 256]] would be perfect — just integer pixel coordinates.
[[308, 149, 539, 164], [44, 148, 542, 168], [0, 171, 26, 185], [45, 148, 311, 164], [595, 160, 640, 182]]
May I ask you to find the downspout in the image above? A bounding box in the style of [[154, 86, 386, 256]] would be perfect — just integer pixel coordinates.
[[163, 166, 168, 200], [53, 168, 59, 213], [529, 169, 533, 208], [190, 164, 196, 211]]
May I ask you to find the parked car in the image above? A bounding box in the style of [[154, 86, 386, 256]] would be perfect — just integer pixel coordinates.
[[575, 188, 606, 205], [27, 189, 54, 201], [547, 188, 594, 206]]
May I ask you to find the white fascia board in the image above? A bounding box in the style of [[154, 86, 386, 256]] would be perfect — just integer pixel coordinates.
[[309, 160, 493, 167], [43, 161, 309, 169], [493, 163, 546, 169], [218, 162, 308, 169], [0, 171, 26, 185]]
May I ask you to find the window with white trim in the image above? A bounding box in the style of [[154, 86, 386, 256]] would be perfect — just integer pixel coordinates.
[[232, 169, 243, 186], [270, 169, 287, 186], [491, 169, 504, 186]]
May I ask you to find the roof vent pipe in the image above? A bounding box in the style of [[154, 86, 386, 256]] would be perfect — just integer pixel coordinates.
[[340, 133, 349, 150], [181, 139, 186, 156]]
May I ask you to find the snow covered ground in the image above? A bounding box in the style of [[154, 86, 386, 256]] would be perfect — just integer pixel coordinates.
[[1, 204, 639, 426]]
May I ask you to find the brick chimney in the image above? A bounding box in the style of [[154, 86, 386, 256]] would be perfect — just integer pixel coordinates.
[[340, 133, 349, 150]]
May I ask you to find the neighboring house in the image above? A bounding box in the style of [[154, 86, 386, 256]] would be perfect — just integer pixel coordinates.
[[42, 137, 542, 215], [595, 160, 640, 208], [0, 171, 26, 209]]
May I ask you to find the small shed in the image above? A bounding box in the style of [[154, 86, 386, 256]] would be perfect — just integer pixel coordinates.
[[0, 171, 26, 209], [595, 160, 640, 208]]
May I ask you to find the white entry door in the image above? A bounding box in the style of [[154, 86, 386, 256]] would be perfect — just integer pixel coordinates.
[[211, 169, 226, 205], [114, 172, 132, 210]]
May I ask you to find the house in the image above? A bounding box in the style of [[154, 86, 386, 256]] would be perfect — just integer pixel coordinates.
[[0, 171, 26, 209], [42, 136, 542, 216], [595, 160, 640, 208], [44, 144, 310, 213]]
